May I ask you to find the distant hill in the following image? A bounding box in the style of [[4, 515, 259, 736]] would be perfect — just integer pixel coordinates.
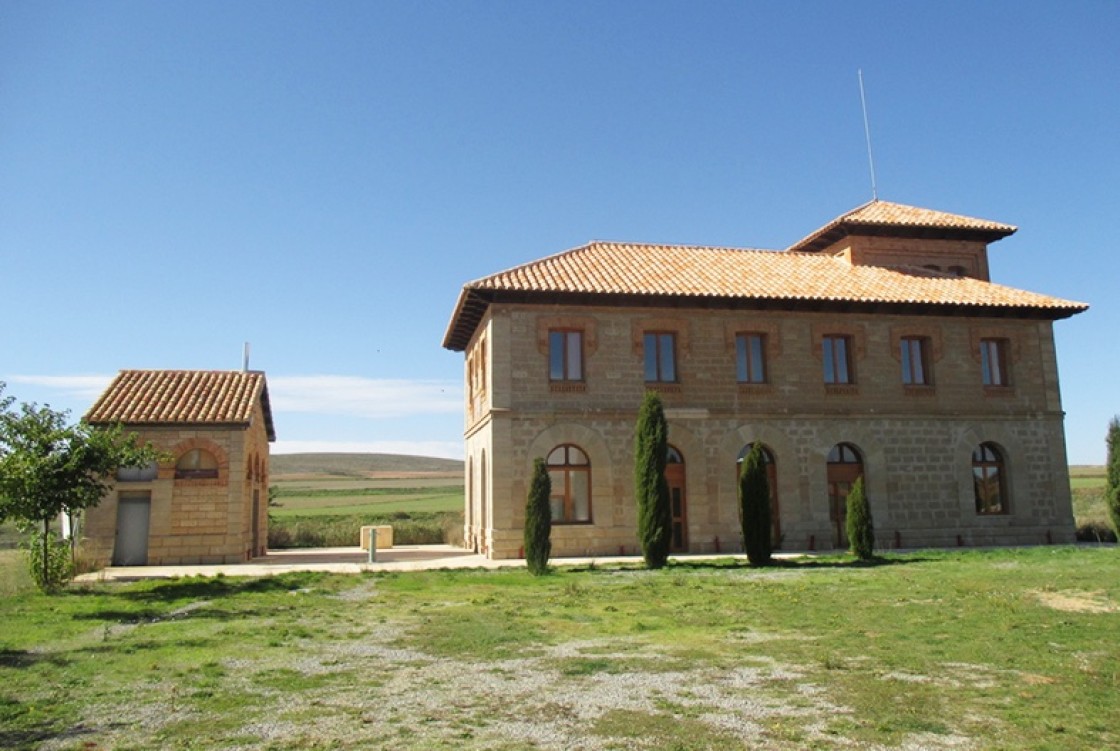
[[270, 453, 463, 478]]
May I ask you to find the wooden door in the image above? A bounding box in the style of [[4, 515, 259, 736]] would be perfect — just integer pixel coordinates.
[[666, 447, 687, 553], [827, 444, 863, 549]]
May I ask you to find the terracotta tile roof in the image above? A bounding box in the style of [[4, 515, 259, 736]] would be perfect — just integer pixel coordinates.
[[788, 199, 1017, 253], [443, 241, 1086, 351], [86, 370, 276, 441]]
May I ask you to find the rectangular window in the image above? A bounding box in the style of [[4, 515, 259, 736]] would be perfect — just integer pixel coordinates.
[[822, 335, 853, 384], [980, 338, 1009, 386], [548, 330, 584, 381], [644, 332, 677, 382], [900, 337, 931, 385], [735, 333, 767, 384]]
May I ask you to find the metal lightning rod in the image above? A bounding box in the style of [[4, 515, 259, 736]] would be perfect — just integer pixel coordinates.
[[858, 69, 879, 201]]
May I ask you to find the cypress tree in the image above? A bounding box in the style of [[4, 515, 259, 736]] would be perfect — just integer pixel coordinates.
[[846, 476, 875, 561], [635, 391, 671, 569], [738, 442, 772, 566], [524, 457, 552, 575], [1106, 417, 1120, 538]]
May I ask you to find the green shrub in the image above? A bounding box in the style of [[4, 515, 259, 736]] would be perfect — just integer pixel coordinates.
[[635, 392, 671, 569], [845, 477, 875, 561], [524, 457, 552, 575], [22, 528, 73, 592], [738, 442, 772, 566], [268, 511, 464, 549], [1106, 417, 1120, 538]]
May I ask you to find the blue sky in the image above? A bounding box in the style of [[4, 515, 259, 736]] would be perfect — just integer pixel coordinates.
[[1, 2, 1116, 463]]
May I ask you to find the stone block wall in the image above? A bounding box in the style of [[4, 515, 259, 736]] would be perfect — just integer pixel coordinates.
[[82, 414, 271, 567], [462, 302, 1075, 559]]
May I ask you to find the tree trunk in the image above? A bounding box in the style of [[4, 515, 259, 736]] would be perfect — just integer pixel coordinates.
[[42, 516, 50, 588]]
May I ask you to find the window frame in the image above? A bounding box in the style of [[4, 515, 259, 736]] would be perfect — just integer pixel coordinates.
[[175, 448, 219, 480], [972, 443, 1008, 515], [735, 332, 768, 384], [548, 329, 584, 382], [643, 331, 678, 383], [900, 336, 932, 386], [822, 335, 854, 385], [980, 338, 1010, 387], [546, 444, 592, 524]]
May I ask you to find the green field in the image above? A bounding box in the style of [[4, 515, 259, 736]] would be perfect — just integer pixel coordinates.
[[1, 547, 1117, 749], [270, 483, 463, 517], [267, 461, 464, 546]]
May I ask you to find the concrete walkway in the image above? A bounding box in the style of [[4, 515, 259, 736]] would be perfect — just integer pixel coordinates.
[[75, 545, 762, 581]]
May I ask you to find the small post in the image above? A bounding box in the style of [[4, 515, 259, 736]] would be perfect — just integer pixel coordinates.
[[368, 537, 377, 563], [808, 534, 816, 551], [713, 536, 721, 553]]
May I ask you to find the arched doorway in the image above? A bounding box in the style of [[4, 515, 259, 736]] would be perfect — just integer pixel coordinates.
[[466, 458, 476, 553], [480, 450, 488, 556], [737, 443, 780, 548], [666, 446, 687, 553], [827, 443, 864, 548]]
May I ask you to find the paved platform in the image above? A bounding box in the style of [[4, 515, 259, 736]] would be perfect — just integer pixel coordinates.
[[74, 545, 765, 581]]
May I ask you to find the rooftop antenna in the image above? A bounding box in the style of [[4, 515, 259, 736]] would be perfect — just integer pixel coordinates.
[[242, 342, 251, 372], [858, 69, 879, 201]]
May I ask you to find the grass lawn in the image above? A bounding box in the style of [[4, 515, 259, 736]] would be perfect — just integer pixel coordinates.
[[1, 547, 1117, 750]]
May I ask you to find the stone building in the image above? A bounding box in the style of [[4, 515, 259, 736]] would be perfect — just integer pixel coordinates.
[[443, 200, 1088, 559], [83, 369, 275, 566]]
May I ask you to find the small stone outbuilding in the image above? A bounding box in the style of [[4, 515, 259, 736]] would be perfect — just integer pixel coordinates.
[[83, 369, 275, 566]]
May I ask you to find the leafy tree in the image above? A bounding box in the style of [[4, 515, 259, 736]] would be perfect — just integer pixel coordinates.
[[635, 391, 671, 569], [738, 442, 772, 566], [0, 383, 162, 590], [524, 457, 552, 575], [845, 476, 875, 561], [1106, 416, 1120, 537]]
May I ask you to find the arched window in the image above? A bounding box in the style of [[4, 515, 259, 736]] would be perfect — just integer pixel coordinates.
[[973, 443, 1007, 515], [737, 443, 780, 545], [547, 444, 591, 523], [176, 448, 219, 479], [827, 443, 864, 548]]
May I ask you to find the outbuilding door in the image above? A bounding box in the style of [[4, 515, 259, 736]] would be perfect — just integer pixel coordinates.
[[113, 492, 151, 566]]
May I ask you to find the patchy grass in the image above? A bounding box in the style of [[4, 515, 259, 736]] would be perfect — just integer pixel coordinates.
[[0, 549, 33, 596], [0, 547, 1117, 750]]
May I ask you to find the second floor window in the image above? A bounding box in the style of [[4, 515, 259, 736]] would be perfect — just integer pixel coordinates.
[[549, 330, 583, 381], [735, 333, 767, 384], [980, 338, 1009, 386], [644, 332, 677, 382], [900, 337, 931, 385], [822, 335, 853, 385]]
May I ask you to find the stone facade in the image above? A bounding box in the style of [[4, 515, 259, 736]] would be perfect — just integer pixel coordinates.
[[448, 203, 1085, 559]]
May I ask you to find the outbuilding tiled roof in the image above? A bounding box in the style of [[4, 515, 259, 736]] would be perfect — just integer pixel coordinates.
[[443, 241, 1087, 350], [86, 370, 276, 441], [788, 200, 1017, 253]]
